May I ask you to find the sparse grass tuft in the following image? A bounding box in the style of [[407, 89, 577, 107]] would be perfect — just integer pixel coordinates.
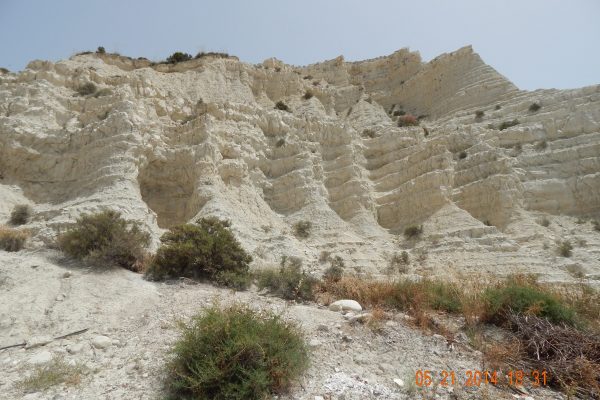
[[498, 119, 520, 130], [58, 210, 150, 271], [558, 240, 573, 257], [18, 357, 85, 393], [534, 140, 548, 151], [167, 304, 308, 400], [0, 226, 28, 251], [96, 46, 105, 54], [323, 256, 344, 282], [255, 256, 318, 301], [275, 101, 291, 112], [76, 82, 97, 96], [293, 220, 312, 239], [93, 88, 112, 98], [362, 129, 376, 138], [538, 217, 551, 227], [403, 225, 423, 240], [9, 204, 32, 225], [146, 217, 252, 289]]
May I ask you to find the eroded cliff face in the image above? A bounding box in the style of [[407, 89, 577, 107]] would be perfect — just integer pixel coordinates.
[[1, 46, 599, 281]]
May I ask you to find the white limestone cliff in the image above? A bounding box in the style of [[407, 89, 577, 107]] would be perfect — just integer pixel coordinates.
[[1, 46, 599, 282]]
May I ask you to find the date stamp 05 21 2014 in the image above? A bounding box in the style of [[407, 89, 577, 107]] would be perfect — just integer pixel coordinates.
[[415, 369, 549, 388]]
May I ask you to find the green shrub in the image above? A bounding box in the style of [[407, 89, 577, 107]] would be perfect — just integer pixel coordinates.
[[58, 210, 150, 271], [529, 102, 542, 112], [458, 151, 467, 160], [275, 138, 285, 147], [9, 204, 32, 225], [323, 256, 344, 282], [302, 91, 313, 100], [96, 46, 106, 54], [393, 110, 406, 117], [475, 110, 485, 119], [403, 225, 422, 239], [558, 240, 573, 257], [483, 279, 577, 326], [76, 82, 97, 96], [498, 119, 520, 131], [166, 51, 192, 64], [0, 226, 28, 252], [275, 101, 290, 112], [0, 67, 9, 74], [255, 256, 318, 301], [592, 220, 600, 232], [167, 304, 308, 400], [293, 220, 312, 238], [146, 217, 252, 289], [495, 105, 501, 110]]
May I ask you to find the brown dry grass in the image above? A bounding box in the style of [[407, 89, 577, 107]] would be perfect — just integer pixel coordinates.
[[0, 225, 29, 251]]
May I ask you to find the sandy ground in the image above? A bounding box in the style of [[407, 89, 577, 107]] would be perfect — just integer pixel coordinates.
[[0, 249, 567, 399]]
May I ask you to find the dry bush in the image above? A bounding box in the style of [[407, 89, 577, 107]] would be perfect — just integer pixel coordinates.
[[397, 114, 419, 127], [317, 276, 397, 309], [507, 313, 600, 398], [498, 119, 520, 130], [481, 337, 523, 372], [0, 226, 28, 251], [275, 101, 290, 112], [9, 204, 32, 225], [76, 82, 97, 96], [255, 256, 318, 301], [403, 225, 423, 239], [558, 240, 573, 257], [293, 220, 311, 238]]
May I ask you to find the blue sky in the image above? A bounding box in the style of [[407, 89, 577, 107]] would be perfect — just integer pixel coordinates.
[[0, 0, 598, 90]]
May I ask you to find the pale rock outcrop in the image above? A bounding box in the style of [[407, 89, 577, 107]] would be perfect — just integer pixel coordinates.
[[0, 47, 599, 281]]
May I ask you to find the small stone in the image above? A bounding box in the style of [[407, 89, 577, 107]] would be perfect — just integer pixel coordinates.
[[25, 336, 53, 349], [66, 343, 85, 354], [315, 396, 325, 400], [62, 271, 72, 278], [55, 294, 65, 301], [329, 300, 362, 312], [308, 339, 321, 348], [91, 335, 112, 349], [29, 350, 53, 365], [316, 324, 329, 332], [393, 378, 405, 388]]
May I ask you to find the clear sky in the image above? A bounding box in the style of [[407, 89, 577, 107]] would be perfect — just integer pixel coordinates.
[[0, 0, 598, 90]]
